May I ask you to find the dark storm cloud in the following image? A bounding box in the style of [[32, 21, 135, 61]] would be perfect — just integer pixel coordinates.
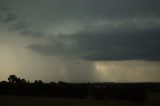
[[20, 30, 44, 38], [1, 0, 160, 61], [7, 20, 45, 37], [8, 21, 28, 31], [0, 0, 44, 37], [5, 17, 45, 38], [0, 0, 7, 22], [3, 13, 17, 23], [59, 0, 159, 20], [0, 1, 15, 22], [1, 0, 160, 82], [31, 0, 160, 20], [1, 0, 160, 34], [2, 0, 160, 22], [28, 27, 160, 61]]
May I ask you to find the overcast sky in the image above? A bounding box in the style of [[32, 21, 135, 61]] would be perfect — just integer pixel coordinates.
[[0, 0, 160, 82]]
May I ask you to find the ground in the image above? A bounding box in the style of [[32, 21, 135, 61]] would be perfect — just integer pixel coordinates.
[[0, 95, 159, 106]]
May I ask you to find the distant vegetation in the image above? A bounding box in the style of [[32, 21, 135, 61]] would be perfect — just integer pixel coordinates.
[[0, 75, 160, 102]]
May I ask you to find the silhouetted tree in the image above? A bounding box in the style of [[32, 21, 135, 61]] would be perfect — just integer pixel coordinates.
[[1, 75, 156, 102], [34, 80, 43, 84], [20, 79, 27, 83], [8, 75, 18, 84]]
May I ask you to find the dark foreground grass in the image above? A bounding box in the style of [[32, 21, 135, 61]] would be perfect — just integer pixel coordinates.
[[0, 95, 159, 106]]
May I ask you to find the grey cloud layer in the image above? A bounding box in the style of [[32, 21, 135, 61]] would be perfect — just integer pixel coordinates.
[[0, 0, 44, 37], [28, 27, 160, 61], [1, 0, 160, 61], [2, 0, 160, 24]]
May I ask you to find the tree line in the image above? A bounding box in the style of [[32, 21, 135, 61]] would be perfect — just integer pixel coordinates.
[[1, 75, 160, 102]]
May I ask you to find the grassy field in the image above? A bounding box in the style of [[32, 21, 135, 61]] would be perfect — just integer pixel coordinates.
[[0, 95, 159, 106]]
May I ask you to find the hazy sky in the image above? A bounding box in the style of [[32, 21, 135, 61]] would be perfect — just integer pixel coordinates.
[[0, 0, 160, 82]]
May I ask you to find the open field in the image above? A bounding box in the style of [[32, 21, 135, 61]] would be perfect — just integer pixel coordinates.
[[0, 95, 159, 106]]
